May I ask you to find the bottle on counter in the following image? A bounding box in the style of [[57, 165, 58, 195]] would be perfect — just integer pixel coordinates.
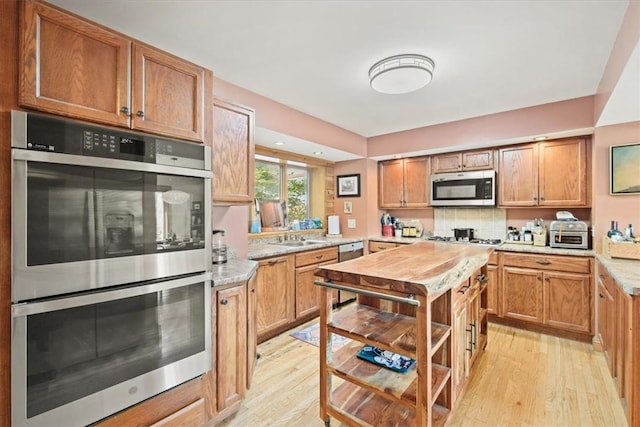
[[607, 220, 624, 241], [624, 224, 635, 240]]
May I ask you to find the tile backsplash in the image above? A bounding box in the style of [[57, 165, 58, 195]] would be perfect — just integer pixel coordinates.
[[434, 207, 507, 240]]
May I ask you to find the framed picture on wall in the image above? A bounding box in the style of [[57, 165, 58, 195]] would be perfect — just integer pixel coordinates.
[[610, 143, 640, 195], [337, 174, 360, 197]]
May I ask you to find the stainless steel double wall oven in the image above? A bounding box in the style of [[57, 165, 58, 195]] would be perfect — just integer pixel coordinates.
[[11, 111, 213, 426]]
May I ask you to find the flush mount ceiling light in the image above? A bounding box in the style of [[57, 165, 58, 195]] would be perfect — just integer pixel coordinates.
[[369, 54, 435, 94]]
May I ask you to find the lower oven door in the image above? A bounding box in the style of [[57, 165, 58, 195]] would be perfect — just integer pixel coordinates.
[[11, 273, 211, 427]]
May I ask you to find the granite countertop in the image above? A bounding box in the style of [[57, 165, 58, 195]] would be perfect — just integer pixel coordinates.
[[210, 258, 258, 287], [247, 236, 365, 260], [596, 255, 640, 296], [316, 241, 493, 295], [370, 235, 596, 257]]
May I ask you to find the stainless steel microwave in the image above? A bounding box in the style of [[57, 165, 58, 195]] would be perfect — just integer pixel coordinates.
[[430, 170, 496, 206]]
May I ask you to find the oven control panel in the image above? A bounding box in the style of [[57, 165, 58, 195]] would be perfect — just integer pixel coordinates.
[[14, 110, 206, 168]]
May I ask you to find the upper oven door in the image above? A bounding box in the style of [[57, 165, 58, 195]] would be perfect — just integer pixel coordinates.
[[430, 170, 496, 206], [12, 149, 211, 302]]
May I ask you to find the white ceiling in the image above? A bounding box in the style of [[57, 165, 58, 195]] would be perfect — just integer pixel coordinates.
[[49, 0, 634, 157]]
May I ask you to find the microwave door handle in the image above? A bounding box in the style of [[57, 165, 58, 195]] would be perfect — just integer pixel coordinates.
[[87, 190, 96, 259], [95, 191, 104, 256]]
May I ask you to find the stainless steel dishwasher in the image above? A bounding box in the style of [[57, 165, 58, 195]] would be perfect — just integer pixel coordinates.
[[335, 241, 364, 306]]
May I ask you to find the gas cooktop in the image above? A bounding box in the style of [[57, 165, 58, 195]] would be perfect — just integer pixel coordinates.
[[425, 236, 502, 246]]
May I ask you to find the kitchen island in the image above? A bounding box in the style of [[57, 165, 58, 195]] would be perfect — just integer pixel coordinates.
[[314, 241, 493, 427]]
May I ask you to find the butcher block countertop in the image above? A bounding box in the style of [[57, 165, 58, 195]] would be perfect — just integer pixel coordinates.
[[316, 240, 493, 295]]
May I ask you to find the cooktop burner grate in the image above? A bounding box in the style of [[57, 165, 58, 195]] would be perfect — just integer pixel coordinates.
[[426, 236, 501, 245]]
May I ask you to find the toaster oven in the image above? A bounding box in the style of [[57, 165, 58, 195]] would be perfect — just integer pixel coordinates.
[[549, 220, 589, 249]]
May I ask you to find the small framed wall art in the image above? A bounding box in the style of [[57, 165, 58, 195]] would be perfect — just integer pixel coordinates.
[[610, 142, 640, 195], [337, 174, 360, 198]]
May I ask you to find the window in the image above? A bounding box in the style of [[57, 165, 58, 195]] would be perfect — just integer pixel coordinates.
[[254, 155, 310, 224]]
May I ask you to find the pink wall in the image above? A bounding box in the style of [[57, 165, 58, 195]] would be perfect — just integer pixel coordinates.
[[592, 121, 640, 252], [212, 206, 249, 259], [333, 159, 376, 237], [591, 0, 640, 252], [213, 77, 367, 157], [594, 1, 640, 121], [212, 77, 367, 258], [367, 97, 594, 157]]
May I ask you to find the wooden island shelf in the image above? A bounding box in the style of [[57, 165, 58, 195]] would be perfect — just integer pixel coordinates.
[[315, 241, 493, 427]]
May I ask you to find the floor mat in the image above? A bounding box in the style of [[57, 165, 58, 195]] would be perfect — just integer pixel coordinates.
[[290, 322, 350, 352]]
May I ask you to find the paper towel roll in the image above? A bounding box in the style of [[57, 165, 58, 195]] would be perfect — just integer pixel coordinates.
[[328, 215, 340, 235]]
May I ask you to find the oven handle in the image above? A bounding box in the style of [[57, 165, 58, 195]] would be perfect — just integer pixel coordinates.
[[12, 272, 211, 317], [12, 149, 212, 179]]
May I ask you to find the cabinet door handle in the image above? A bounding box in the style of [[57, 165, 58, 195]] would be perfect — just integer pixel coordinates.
[[458, 284, 471, 294], [120, 106, 130, 115], [533, 196, 537, 201], [136, 110, 145, 118], [537, 275, 542, 281], [268, 260, 278, 265], [536, 259, 551, 265], [540, 196, 545, 201], [316, 255, 323, 259], [220, 299, 228, 305], [476, 274, 488, 284], [599, 293, 605, 298], [544, 277, 550, 282]]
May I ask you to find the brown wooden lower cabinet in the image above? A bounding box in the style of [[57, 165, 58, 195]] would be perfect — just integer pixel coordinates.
[[452, 270, 486, 403], [214, 283, 247, 416], [502, 266, 543, 323], [256, 247, 338, 343], [246, 272, 258, 389], [596, 260, 638, 426], [597, 267, 617, 372], [256, 255, 295, 342], [294, 247, 338, 319], [496, 252, 592, 337]]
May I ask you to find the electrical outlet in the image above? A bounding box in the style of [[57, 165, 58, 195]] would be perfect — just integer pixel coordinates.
[[347, 219, 356, 228]]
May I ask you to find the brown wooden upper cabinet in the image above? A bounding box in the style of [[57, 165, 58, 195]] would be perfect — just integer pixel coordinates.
[[498, 138, 589, 207], [20, 0, 208, 143], [212, 99, 255, 204], [378, 156, 429, 208], [431, 149, 494, 174]]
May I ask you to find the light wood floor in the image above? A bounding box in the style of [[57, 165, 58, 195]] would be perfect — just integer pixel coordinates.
[[219, 320, 627, 427]]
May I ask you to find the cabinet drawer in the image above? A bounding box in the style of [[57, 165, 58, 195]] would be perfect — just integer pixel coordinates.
[[368, 241, 397, 253], [488, 252, 498, 265], [149, 398, 205, 427], [295, 247, 338, 267], [451, 279, 473, 307], [502, 253, 590, 274]]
